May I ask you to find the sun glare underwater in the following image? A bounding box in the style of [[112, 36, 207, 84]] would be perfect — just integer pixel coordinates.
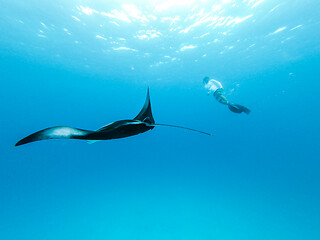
[[0, 0, 320, 240]]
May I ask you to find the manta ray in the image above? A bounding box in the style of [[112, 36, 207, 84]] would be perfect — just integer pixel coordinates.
[[15, 89, 212, 146]]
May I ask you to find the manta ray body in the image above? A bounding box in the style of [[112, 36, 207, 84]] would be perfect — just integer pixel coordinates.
[[15, 89, 211, 146]]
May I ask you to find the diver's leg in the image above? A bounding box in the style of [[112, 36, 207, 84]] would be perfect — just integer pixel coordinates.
[[214, 89, 229, 105], [214, 89, 250, 114]]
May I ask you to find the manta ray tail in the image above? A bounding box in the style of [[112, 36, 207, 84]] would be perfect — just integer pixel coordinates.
[[149, 123, 213, 136], [15, 126, 94, 146]]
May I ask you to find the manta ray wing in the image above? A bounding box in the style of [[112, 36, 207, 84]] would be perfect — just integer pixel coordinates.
[[134, 88, 155, 125], [15, 126, 94, 146]]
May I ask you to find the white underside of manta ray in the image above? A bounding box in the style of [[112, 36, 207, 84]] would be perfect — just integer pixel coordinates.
[[15, 89, 212, 146]]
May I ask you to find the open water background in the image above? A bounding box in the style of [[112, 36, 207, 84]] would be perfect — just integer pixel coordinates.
[[0, 0, 319, 239]]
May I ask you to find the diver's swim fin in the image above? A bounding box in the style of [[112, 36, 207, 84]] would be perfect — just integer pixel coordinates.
[[228, 103, 251, 114]]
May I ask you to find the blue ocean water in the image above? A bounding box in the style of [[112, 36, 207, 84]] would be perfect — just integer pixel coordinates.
[[1, 0, 320, 239]]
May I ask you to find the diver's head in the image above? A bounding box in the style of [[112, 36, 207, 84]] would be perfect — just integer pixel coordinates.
[[203, 76, 210, 84]]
